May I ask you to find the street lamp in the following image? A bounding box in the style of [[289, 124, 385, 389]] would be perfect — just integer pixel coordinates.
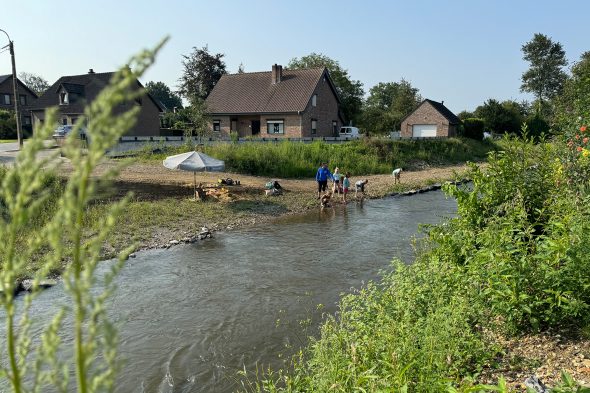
[[0, 28, 23, 148]]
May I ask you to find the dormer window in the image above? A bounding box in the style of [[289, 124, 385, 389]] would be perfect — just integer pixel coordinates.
[[312, 94, 317, 107], [60, 91, 69, 105]]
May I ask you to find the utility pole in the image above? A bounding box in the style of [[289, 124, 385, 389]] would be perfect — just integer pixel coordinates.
[[1, 29, 23, 148]]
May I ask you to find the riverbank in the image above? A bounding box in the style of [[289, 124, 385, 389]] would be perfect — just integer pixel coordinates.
[[65, 160, 472, 258]]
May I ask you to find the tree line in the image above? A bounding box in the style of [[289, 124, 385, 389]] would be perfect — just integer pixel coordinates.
[[8, 33, 588, 140]]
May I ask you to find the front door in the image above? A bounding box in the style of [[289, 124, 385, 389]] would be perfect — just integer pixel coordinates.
[[251, 120, 261, 135]]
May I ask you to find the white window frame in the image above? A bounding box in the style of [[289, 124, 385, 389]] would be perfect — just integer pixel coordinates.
[[267, 119, 284, 134], [60, 91, 69, 105], [3, 94, 10, 105], [311, 119, 317, 134], [312, 94, 317, 107], [213, 120, 221, 132], [19, 95, 26, 106]]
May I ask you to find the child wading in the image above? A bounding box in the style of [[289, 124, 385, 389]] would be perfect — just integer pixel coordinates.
[[342, 173, 351, 204], [332, 167, 342, 195]]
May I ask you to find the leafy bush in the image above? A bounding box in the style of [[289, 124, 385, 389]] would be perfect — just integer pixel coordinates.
[[242, 132, 590, 391], [462, 118, 485, 140], [0, 109, 17, 139]]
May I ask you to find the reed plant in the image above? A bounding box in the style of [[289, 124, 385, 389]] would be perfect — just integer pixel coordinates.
[[0, 41, 166, 393]]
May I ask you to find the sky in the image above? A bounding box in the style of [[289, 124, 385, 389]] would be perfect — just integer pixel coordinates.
[[1, 0, 588, 114]]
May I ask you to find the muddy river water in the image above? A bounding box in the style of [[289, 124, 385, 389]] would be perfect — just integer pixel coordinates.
[[4, 191, 457, 392]]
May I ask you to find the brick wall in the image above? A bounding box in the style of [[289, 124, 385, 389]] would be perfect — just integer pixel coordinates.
[[400, 101, 456, 138], [301, 72, 341, 137]]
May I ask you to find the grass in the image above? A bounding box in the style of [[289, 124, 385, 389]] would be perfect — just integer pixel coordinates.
[[138, 138, 499, 178], [0, 139, 17, 143]]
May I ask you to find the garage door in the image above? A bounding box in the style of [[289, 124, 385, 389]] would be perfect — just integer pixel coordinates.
[[412, 124, 437, 137]]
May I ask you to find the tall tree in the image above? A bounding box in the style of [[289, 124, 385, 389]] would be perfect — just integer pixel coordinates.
[[360, 79, 421, 134], [555, 51, 590, 131], [18, 72, 50, 96], [178, 45, 227, 100], [237, 63, 245, 74], [145, 81, 183, 111], [520, 33, 567, 111], [288, 53, 364, 125]]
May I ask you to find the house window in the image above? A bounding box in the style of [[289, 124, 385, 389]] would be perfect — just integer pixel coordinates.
[[332, 121, 338, 135], [213, 120, 221, 132], [60, 92, 69, 105], [2, 94, 10, 105], [312, 94, 317, 107], [267, 119, 284, 134], [311, 119, 317, 134], [24, 116, 31, 126], [19, 95, 27, 106], [62, 118, 68, 125]]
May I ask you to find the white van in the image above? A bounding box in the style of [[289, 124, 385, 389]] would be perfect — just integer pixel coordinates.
[[339, 126, 361, 139]]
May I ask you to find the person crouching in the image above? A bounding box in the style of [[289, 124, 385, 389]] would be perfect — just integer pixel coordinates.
[[320, 191, 332, 208], [392, 168, 402, 184]]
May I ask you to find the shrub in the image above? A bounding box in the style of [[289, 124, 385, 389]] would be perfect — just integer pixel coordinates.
[[0, 109, 17, 139], [462, 118, 485, 140]]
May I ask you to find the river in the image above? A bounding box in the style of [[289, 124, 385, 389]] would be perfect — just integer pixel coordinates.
[[2, 191, 457, 392]]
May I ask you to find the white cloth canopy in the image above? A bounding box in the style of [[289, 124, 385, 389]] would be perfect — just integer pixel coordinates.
[[163, 151, 225, 172]]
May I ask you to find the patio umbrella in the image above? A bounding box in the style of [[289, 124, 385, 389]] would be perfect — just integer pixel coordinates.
[[163, 151, 225, 198]]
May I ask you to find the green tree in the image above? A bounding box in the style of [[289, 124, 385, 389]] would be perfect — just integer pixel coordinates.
[[145, 81, 183, 111], [178, 45, 227, 100], [18, 72, 50, 96], [360, 79, 421, 135], [474, 99, 525, 134], [170, 97, 210, 143], [0, 109, 16, 139], [288, 53, 364, 125], [555, 51, 590, 131], [521, 33, 567, 111]]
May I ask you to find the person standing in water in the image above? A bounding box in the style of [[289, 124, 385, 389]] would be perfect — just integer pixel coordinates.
[[315, 162, 333, 199]]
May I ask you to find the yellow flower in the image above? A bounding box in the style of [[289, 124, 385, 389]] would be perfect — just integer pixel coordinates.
[[583, 149, 590, 158]]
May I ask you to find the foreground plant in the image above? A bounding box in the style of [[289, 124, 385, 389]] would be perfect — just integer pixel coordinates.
[[0, 40, 166, 392]]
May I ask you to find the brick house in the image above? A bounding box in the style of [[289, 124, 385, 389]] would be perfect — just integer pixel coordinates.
[[30, 69, 164, 136], [0, 74, 38, 134], [400, 99, 460, 138], [205, 64, 344, 138]]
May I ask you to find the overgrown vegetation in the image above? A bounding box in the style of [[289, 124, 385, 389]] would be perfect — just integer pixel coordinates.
[[242, 129, 590, 391], [139, 138, 498, 178]]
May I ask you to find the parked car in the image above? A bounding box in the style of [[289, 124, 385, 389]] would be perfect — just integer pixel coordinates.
[[52, 125, 89, 147], [339, 126, 361, 139]]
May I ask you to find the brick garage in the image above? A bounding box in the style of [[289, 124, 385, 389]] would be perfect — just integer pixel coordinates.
[[400, 99, 460, 138], [205, 65, 344, 139]]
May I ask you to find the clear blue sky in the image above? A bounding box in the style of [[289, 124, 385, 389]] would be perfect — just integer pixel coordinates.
[[1, 0, 587, 114]]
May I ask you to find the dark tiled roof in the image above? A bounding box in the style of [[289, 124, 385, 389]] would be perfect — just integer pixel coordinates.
[[424, 99, 460, 124], [205, 68, 328, 114], [61, 82, 85, 95], [31, 71, 164, 113], [0, 74, 39, 99]]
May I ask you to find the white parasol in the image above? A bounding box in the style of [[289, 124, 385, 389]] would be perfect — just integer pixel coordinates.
[[163, 151, 225, 198]]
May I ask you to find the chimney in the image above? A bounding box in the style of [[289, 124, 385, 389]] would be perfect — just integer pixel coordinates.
[[271, 64, 282, 84], [441, 100, 444, 105], [88, 69, 95, 74]]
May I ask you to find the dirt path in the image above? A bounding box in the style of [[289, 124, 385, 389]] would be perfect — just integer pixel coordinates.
[[58, 159, 474, 199]]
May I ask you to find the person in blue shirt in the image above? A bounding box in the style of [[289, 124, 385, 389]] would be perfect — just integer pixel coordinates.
[[315, 162, 333, 199]]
